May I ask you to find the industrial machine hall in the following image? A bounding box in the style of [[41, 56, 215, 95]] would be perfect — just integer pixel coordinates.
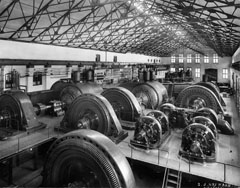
[[0, 0, 240, 187]]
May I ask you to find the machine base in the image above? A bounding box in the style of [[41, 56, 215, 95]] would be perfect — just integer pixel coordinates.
[[178, 149, 216, 163], [130, 130, 171, 150]]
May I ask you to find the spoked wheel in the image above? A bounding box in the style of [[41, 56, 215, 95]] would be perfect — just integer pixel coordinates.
[[147, 110, 169, 134], [42, 129, 135, 188], [195, 107, 218, 128], [132, 116, 162, 149], [181, 123, 216, 154], [192, 116, 217, 137], [179, 123, 216, 162]]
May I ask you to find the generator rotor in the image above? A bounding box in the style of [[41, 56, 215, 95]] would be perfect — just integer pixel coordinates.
[[43, 129, 135, 188]]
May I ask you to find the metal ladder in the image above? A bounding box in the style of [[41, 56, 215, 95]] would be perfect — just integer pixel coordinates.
[[162, 154, 182, 188], [163, 168, 182, 188]]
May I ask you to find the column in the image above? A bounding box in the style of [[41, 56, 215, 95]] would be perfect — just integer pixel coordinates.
[[26, 64, 34, 92]]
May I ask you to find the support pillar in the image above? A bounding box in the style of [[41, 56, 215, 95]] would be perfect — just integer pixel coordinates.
[[0, 66, 4, 92], [66, 64, 72, 79], [44, 64, 51, 90], [26, 64, 34, 92]]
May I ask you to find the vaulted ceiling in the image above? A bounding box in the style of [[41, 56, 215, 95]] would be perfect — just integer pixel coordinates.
[[0, 0, 239, 57]]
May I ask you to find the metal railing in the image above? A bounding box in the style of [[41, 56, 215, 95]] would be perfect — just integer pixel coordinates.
[[120, 139, 240, 187], [0, 126, 61, 161]]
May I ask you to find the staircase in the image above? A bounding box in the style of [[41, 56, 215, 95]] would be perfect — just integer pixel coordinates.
[[162, 168, 182, 188]]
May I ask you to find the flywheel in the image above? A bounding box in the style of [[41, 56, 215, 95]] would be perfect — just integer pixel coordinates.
[[195, 82, 226, 106], [59, 85, 82, 107], [179, 123, 216, 163], [194, 107, 218, 128], [60, 93, 112, 135], [131, 82, 162, 109], [175, 85, 221, 113], [102, 87, 142, 122], [195, 82, 220, 101], [146, 110, 169, 134], [42, 129, 135, 188], [130, 116, 162, 149], [192, 116, 217, 137]]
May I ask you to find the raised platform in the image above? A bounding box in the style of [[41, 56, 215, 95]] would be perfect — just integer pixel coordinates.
[[0, 116, 63, 160], [119, 96, 240, 186], [0, 97, 239, 186]]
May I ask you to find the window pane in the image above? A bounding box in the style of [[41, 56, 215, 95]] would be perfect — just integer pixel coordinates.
[[179, 67, 184, 71], [204, 54, 209, 63], [213, 54, 218, 63], [223, 68, 228, 79], [195, 54, 200, 63], [179, 54, 183, 63], [187, 54, 192, 63], [171, 54, 175, 63], [195, 68, 200, 78]]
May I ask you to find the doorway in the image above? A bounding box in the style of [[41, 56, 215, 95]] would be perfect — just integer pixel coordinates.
[[205, 68, 218, 82]]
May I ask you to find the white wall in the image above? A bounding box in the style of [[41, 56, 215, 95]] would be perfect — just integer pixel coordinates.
[[230, 46, 240, 88], [0, 40, 161, 63], [159, 49, 232, 83], [0, 40, 165, 92], [2, 65, 71, 92]]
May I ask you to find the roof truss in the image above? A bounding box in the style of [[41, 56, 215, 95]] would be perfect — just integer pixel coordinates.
[[0, 0, 239, 57]]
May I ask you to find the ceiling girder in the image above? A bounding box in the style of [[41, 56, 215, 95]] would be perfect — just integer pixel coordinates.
[[0, 0, 239, 57]]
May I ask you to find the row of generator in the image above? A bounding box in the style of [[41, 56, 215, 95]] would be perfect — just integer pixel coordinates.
[[0, 79, 234, 187]]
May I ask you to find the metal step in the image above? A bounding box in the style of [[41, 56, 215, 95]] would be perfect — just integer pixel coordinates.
[[167, 179, 178, 185], [169, 172, 178, 178], [163, 168, 182, 188], [166, 185, 177, 188]]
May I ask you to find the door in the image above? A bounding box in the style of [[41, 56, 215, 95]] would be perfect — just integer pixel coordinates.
[[205, 68, 218, 82]]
